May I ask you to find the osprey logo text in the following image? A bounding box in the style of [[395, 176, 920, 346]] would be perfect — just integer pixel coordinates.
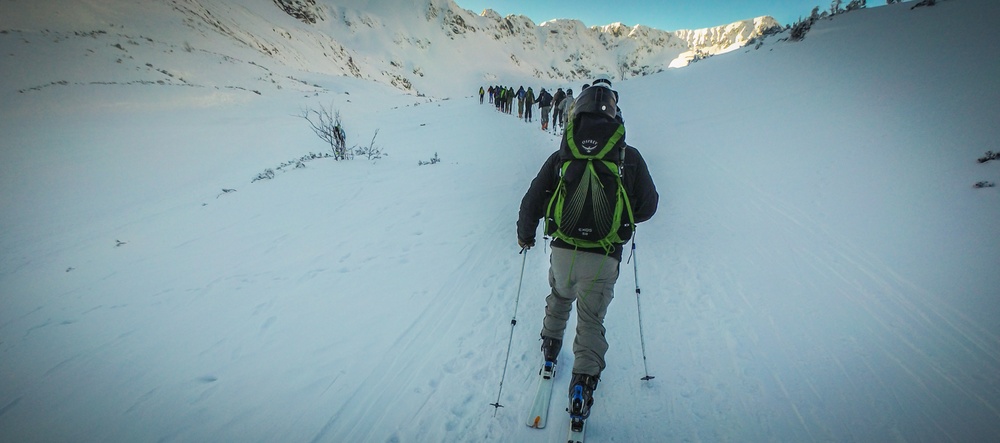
[[580, 139, 600, 153]]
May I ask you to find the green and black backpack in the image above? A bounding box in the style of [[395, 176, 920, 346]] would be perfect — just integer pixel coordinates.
[[545, 108, 635, 254]]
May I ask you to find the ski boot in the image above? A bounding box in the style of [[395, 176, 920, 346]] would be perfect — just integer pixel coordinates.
[[541, 336, 562, 363], [540, 336, 562, 377], [568, 373, 598, 431]]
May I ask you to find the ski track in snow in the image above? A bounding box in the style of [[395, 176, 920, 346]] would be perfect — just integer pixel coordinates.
[[629, 147, 1000, 442], [2, 1, 1000, 442], [311, 222, 513, 441], [2, 96, 999, 442]]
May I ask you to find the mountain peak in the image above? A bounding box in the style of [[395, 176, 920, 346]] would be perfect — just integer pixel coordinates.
[[0, 0, 782, 98]]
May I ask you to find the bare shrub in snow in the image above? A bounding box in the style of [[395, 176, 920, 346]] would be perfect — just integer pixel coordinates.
[[418, 152, 441, 166], [977, 151, 999, 164], [300, 102, 349, 160], [354, 129, 386, 162]]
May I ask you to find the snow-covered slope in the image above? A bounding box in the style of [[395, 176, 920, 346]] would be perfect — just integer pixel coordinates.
[[0, 0, 779, 98], [1, 0, 999, 442]]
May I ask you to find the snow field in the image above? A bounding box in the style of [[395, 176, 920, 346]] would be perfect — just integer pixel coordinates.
[[1, 0, 999, 442]]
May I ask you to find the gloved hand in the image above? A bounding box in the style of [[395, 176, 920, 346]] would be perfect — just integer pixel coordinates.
[[518, 238, 535, 250]]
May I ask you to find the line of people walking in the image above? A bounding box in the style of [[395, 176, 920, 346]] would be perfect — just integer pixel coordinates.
[[483, 84, 576, 133]]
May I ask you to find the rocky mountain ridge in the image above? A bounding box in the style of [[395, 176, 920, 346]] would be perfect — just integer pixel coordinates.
[[272, 0, 783, 94], [1, 0, 783, 98]]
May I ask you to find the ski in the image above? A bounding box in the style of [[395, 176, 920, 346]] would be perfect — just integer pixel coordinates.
[[567, 415, 587, 443], [567, 381, 590, 442], [525, 360, 557, 428]]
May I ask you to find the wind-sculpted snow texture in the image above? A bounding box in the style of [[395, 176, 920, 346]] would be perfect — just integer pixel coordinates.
[[1, 0, 999, 442]]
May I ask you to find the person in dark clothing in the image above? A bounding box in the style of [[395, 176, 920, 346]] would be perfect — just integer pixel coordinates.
[[551, 88, 566, 130], [506, 87, 515, 114], [516, 86, 525, 117], [524, 87, 535, 123], [537, 88, 553, 130], [516, 78, 658, 421]]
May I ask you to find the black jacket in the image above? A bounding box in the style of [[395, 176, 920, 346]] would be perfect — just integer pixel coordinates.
[[517, 144, 658, 261], [537, 91, 553, 108]]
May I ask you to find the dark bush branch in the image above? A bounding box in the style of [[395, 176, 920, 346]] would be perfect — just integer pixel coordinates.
[[299, 102, 349, 160], [354, 129, 386, 161]]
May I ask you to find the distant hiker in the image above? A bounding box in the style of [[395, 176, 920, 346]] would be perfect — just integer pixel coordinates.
[[537, 88, 553, 130], [479, 86, 485, 104], [524, 87, 535, 123], [488, 86, 494, 104], [517, 77, 658, 429], [558, 88, 574, 129], [552, 87, 566, 131], [516, 86, 526, 118], [507, 87, 515, 114]]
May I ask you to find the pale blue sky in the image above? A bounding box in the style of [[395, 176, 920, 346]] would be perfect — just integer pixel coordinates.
[[453, 0, 869, 31]]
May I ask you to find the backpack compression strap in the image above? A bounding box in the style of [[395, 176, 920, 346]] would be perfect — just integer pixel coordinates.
[[545, 158, 637, 255]]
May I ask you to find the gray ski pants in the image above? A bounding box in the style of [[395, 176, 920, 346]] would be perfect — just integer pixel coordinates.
[[540, 247, 620, 377]]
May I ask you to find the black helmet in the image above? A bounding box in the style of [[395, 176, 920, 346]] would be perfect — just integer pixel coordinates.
[[592, 74, 612, 88], [572, 83, 617, 120]]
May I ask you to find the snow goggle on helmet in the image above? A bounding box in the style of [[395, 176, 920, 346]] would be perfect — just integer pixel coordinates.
[[574, 82, 617, 120], [592, 76, 613, 88]]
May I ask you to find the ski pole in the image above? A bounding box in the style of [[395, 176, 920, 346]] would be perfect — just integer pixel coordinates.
[[490, 247, 529, 414], [631, 238, 655, 381]]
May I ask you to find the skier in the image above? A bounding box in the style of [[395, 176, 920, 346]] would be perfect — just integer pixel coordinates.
[[516, 86, 526, 118], [537, 88, 553, 131], [551, 87, 566, 131], [507, 86, 515, 114], [524, 87, 535, 123], [557, 88, 574, 130], [517, 77, 659, 432], [479, 86, 485, 104]]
